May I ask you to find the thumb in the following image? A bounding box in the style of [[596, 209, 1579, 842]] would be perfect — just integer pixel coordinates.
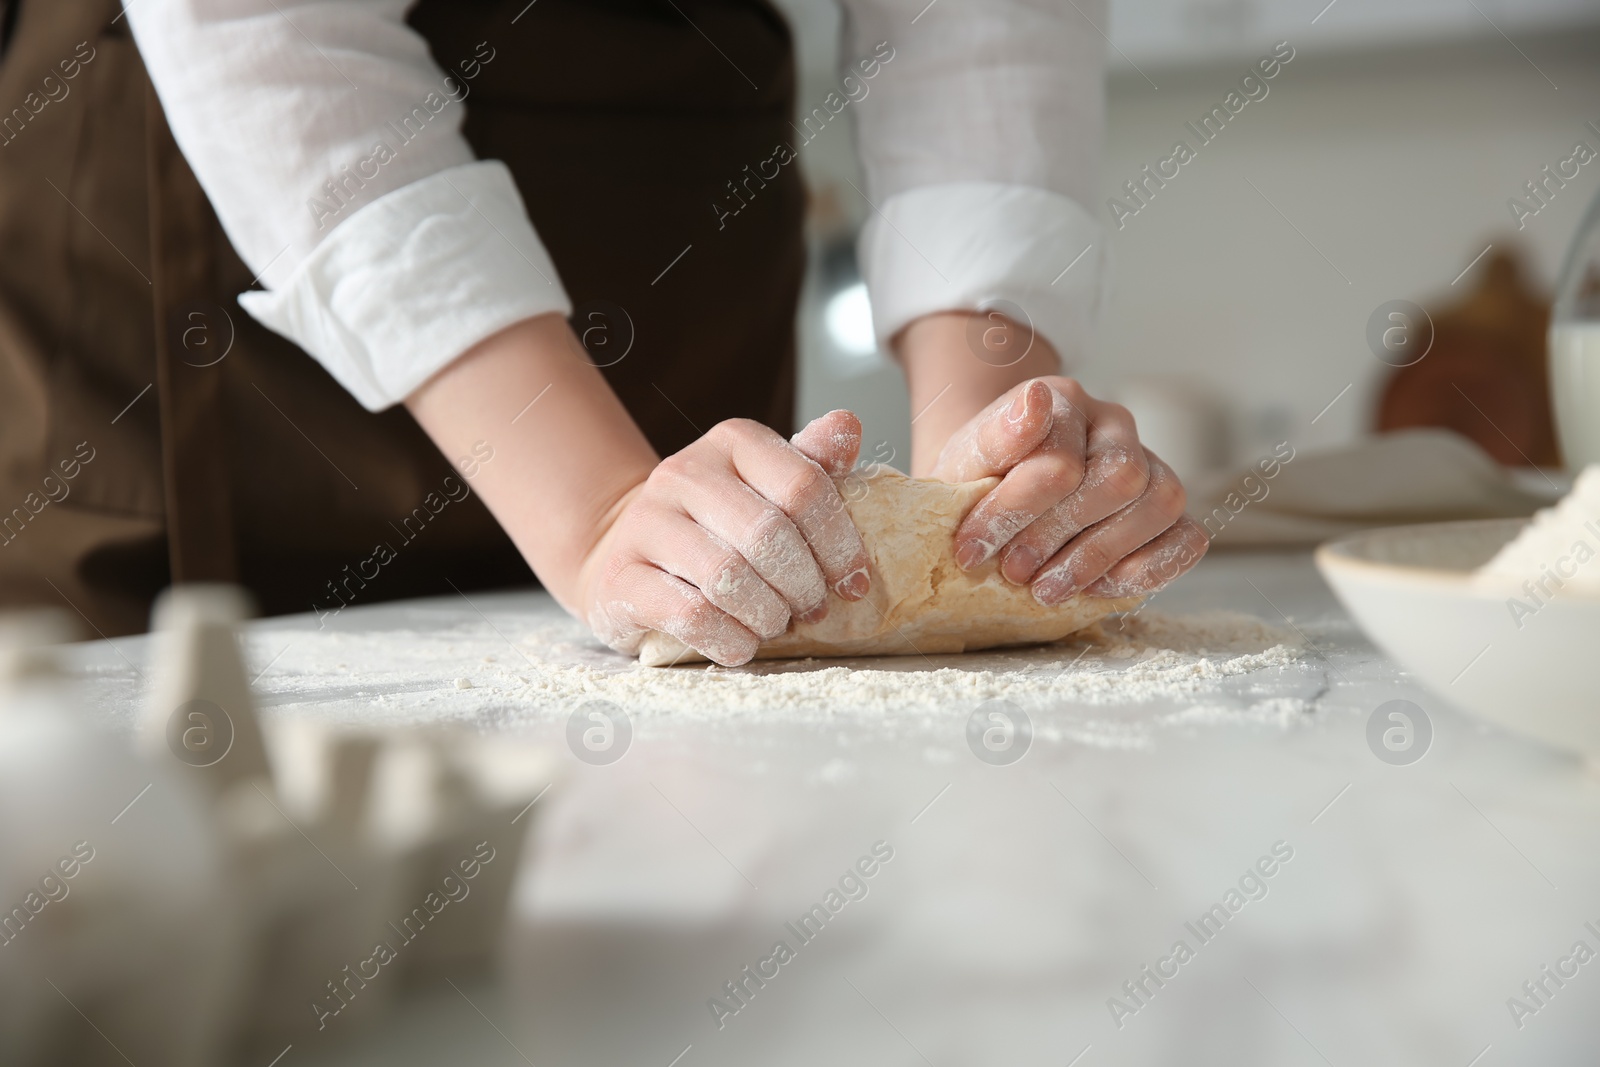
[[790, 409, 862, 477], [931, 379, 1053, 481]]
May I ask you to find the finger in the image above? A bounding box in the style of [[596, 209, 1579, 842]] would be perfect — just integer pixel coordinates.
[[995, 438, 1149, 584], [1084, 516, 1210, 598], [714, 421, 872, 600], [645, 510, 791, 640], [952, 385, 1092, 569], [678, 478, 830, 623], [1030, 454, 1188, 606], [790, 409, 862, 478], [929, 378, 1055, 483], [593, 561, 760, 667]]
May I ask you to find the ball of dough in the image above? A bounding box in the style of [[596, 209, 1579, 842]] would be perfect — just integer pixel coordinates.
[[638, 467, 1142, 666]]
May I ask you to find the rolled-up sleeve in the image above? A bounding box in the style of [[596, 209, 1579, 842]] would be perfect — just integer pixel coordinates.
[[128, 1, 570, 411], [838, 0, 1106, 364]]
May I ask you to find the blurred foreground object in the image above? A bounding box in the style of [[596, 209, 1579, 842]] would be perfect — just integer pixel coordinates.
[[1550, 187, 1600, 469], [0, 609, 79, 686], [1377, 248, 1559, 468], [0, 609, 236, 1067], [0, 587, 556, 1066], [141, 584, 271, 796]]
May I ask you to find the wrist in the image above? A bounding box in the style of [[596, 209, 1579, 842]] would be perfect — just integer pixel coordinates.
[[894, 311, 1062, 476], [404, 312, 657, 611], [571, 479, 647, 623]]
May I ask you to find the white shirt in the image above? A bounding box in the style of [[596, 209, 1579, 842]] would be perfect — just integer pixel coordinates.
[[128, 0, 1105, 412]]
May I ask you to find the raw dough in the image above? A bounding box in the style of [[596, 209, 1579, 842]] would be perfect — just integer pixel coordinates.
[[638, 467, 1143, 666]]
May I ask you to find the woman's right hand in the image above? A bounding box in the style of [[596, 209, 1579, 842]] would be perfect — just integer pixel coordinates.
[[575, 410, 872, 666]]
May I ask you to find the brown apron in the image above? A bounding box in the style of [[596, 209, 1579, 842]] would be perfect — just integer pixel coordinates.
[[0, 0, 804, 636]]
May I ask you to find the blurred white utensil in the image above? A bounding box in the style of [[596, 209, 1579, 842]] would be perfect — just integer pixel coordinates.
[[1316, 518, 1600, 762]]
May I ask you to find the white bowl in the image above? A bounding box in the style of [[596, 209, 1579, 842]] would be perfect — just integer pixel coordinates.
[[1315, 519, 1600, 758]]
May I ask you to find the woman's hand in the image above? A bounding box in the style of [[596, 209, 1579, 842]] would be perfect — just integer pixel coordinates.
[[405, 314, 867, 667], [929, 377, 1208, 604], [574, 410, 871, 666]]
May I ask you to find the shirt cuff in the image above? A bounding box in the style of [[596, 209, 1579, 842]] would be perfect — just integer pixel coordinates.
[[857, 181, 1105, 367], [238, 161, 571, 411]]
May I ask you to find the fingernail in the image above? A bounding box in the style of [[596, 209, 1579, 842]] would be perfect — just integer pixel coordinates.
[[837, 568, 870, 599], [1002, 545, 1041, 584], [1033, 576, 1079, 606], [955, 541, 988, 570], [798, 602, 829, 625], [1005, 387, 1032, 425]]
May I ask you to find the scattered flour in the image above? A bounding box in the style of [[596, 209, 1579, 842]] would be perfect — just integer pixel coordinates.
[[239, 606, 1317, 749], [1477, 464, 1600, 593], [503, 610, 1306, 724]]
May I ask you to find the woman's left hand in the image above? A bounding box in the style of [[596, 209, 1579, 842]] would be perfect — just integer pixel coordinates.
[[927, 376, 1209, 604]]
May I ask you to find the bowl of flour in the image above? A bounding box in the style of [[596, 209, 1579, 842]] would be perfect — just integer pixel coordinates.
[[1316, 466, 1600, 758]]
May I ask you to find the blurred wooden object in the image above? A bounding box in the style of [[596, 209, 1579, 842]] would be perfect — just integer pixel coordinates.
[[1376, 249, 1560, 468]]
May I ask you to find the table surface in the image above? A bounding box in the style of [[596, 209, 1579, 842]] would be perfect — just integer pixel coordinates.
[[65, 550, 1600, 1066]]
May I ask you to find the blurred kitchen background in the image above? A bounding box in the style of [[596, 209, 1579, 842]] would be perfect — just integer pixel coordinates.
[[781, 0, 1600, 485]]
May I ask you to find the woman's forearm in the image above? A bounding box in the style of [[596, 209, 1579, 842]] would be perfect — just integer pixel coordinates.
[[404, 313, 657, 611], [893, 311, 1063, 476]]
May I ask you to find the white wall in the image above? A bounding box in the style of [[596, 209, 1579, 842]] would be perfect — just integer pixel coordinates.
[[783, 4, 1600, 475], [1089, 30, 1600, 465]]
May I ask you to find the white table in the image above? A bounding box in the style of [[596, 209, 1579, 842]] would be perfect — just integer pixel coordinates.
[[68, 550, 1600, 1066]]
